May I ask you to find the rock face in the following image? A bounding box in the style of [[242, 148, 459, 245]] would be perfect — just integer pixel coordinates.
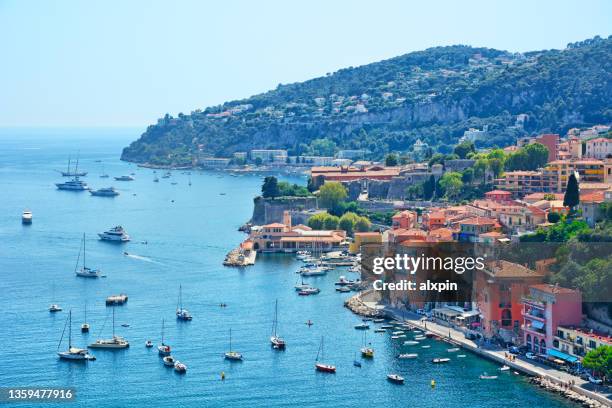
[[250, 197, 318, 226]]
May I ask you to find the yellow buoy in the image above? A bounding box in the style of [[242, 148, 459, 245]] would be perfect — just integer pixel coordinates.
[[431, 379, 436, 388]]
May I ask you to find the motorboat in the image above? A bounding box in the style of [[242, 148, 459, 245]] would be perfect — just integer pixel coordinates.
[[22, 210, 32, 224], [174, 361, 187, 373], [499, 365, 510, 371], [398, 353, 418, 359], [75, 234, 102, 278], [57, 310, 95, 361], [81, 306, 89, 333], [90, 187, 119, 197], [387, 374, 405, 384], [480, 373, 498, 380], [432, 358, 450, 364], [114, 175, 134, 181], [334, 276, 353, 286], [373, 319, 386, 323], [335, 286, 351, 293], [447, 347, 460, 352], [392, 331, 405, 335], [361, 347, 374, 358], [298, 287, 320, 296], [422, 345, 431, 349], [374, 328, 386, 333], [163, 356, 176, 366], [98, 226, 130, 242], [56, 177, 89, 191], [354, 323, 370, 330], [403, 341, 419, 346], [49, 304, 62, 312], [380, 325, 394, 329], [145, 340, 153, 348], [299, 267, 327, 277], [314, 337, 335, 373], [224, 328, 243, 360]]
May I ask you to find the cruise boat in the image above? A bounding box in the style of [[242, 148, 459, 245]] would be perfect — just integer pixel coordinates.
[[114, 175, 134, 181], [224, 329, 243, 361], [22, 210, 32, 224], [57, 310, 95, 361], [157, 319, 171, 356], [88, 308, 129, 349], [270, 300, 286, 349], [90, 187, 119, 197], [75, 234, 102, 278], [98, 226, 130, 242], [176, 285, 192, 321], [314, 337, 336, 373], [56, 176, 89, 191]]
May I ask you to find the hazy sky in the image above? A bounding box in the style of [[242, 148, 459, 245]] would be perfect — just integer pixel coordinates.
[[1, 0, 610, 127]]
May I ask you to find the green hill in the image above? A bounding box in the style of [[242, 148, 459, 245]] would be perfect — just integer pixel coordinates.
[[122, 36, 611, 165]]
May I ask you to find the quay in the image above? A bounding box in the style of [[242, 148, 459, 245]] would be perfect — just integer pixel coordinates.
[[223, 241, 256, 267]]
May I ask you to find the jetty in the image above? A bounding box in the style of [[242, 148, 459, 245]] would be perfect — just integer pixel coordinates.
[[223, 241, 256, 267]]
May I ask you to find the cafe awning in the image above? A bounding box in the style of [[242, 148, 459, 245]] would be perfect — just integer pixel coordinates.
[[547, 349, 579, 363]]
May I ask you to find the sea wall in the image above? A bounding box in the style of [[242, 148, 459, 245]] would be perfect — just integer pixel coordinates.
[[250, 196, 318, 226]]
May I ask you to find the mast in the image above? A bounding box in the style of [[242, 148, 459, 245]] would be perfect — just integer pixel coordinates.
[[67, 156, 71, 174], [83, 233, 86, 269], [272, 299, 278, 336], [229, 328, 232, 352], [161, 319, 165, 344], [112, 307, 115, 337], [68, 310, 72, 349]]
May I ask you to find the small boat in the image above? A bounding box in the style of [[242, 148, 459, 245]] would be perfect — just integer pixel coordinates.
[[22, 210, 32, 224], [381, 325, 394, 329], [106, 294, 128, 305], [224, 328, 243, 361], [414, 335, 426, 340], [294, 277, 311, 291], [391, 336, 401, 340], [75, 233, 102, 278], [98, 226, 130, 242], [387, 374, 405, 384], [161, 171, 171, 179], [432, 358, 450, 364], [374, 328, 386, 333], [354, 323, 369, 330], [499, 365, 510, 371], [422, 345, 431, 349], [88, 308, 129, 349], [403, 341, 419, 346], [314, 337, 336, 373], [373, 319, 385, 323], [479, 373, 498, 380], [90, 187, 120, 197], [174, 361, 187, 373], [299, 267, 327, 277], [81, 305, 89, 333], [335, 286, 351, 293], [447, 347, 460, 352], [163, 356, 176, 366], [57, 310, 95, 361], [114, 175, 134, 181], [176, 285, 192, 321], [360, 331, 374, 358], [270, 300, 286, 349], [157, 319, 171, 356], [457, 354, 466, 358], [49, 304, 62, 313], [334, 276, 352, 286], [298, 287, 320, 296], [171, 182, 178, 185], [398, 353, 418, 359], [145, 340, 153, 348], [392, 331, 404, 335]]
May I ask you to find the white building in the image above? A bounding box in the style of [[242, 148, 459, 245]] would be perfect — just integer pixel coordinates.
[[585, 138, 612, 159], [250, 149, 288, 163]]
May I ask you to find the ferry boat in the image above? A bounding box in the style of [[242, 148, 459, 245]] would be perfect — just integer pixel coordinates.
[[75, 234, 102, 278], [57, 310, 95, 361], [224, 328, 243, 361], [270, 300, 286, 349], [90, 187, 119, 197], [314, 337, 336, 373], [56, 177, 89, 191], [22, 210, 32, 224], [98, 226, 130, 242], [176, 285, 192, 321], [157, 319, 171, 356], [88, 308, 129, 349], [114, 175, 134, 181], [387, 374, 405, 384]]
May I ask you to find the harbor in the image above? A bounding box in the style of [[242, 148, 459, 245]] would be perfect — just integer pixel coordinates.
[[0, 128, 587, 407]]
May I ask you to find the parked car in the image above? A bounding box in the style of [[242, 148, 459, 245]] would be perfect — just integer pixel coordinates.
[[588, 376, 603, 385], [416, 309, 425, 315], [508, 346, 520, 355], [525, 352, 536, 360]]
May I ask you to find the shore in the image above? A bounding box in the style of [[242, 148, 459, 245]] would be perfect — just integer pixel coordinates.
[[345, 293, 611, 408]]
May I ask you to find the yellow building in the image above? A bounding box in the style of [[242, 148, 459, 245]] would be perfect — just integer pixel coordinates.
[[543, 159, 605, 192], [349, 232, 382, 254]]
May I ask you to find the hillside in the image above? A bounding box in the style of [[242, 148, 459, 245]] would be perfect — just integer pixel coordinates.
[[122, 36, 611, 165]]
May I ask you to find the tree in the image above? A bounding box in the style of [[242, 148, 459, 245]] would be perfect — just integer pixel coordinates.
[[318, 182, 347, 212], [261, 176, 279, 198], [582, 345, 612, 379], [338, 212, 360, 235], [355, 216, 371, 232], [454, 141, 475, 159], [385, 153, 399, 166], [439, 172, 463, 201], [310, 138, 336, 157], [543, 193, 557, 201], [461, 168, 474, 185], [422, 175, 436, 200], [307, 175, 325, 192], [563, 173, 580, 212], [307, 212, 338, 230], [254, 157, 263, 166], [547, 212, 561, 223]]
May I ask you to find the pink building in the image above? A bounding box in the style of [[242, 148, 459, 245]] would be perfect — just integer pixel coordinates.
[[391, 210, 417, 230], [484, 190, 513, 203], [535, 133, 560, 162], [522, 284, 582, 355]]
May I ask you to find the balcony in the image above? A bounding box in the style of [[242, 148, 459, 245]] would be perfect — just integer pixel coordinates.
[[522, 310, 546, 322]]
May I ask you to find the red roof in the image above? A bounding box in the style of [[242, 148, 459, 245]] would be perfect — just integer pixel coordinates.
[[485, 190, 512, 196], [530, 284, 580, 295]]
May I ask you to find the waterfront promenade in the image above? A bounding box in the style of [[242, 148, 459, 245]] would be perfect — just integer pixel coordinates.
[[385, 307, 612, 407]]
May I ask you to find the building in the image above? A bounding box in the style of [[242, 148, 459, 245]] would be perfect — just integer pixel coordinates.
[[484, 190, 513, 203], [349, 232, 382, 254], [249, 211, 345, 252], [555, 326, 612, 359], [543, 159, 606, 192], [495, 171, 556, 196], [521, 284, 582, 356], [461, 126, 488, 142], [300, 156, 335, 166], [310, 165, 401, 183], [336, 150, 368, 160], [474, 260, 546, 342], [233, 152, 247, 160], [250, 149, 288, 163], [422, 211, 446, 231], [585, 137, 612, 159], [198, 157, 231, 168], [391, 210, 417, 229], [579, 190, 607, 227], [534, 134, 560, 162], [455, 217, 501, 243]]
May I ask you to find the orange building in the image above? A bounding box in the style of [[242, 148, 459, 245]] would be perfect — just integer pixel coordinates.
[[422, 211, 446, 230], [391, 210, 417, 229], [310, 165, 400, 182]]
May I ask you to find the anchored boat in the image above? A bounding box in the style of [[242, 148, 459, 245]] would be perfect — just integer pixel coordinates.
[[314, 336, 336, 373], [176, 285, 192, 321], [88, 307, 129, 349], [75, 233, 102, 278], [224, 328, 243, 361], [57, 310, 95, 361], [270, 299, 286, 349]]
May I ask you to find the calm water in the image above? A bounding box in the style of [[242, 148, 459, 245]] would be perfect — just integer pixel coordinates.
[[0, 128, 574, 407]]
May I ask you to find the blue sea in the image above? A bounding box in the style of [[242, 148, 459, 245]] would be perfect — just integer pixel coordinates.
[[0, 128, 574, 407]]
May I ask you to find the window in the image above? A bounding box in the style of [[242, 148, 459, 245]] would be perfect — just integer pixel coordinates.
[[589, 340, 596, 349], [501, 309, 512, 327]]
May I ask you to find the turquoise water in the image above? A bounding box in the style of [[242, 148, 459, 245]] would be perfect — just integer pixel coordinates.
[[0, 128, 574, 407]]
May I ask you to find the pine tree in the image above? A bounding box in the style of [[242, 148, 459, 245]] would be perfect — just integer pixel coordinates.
[[563, 172, 580, 212]]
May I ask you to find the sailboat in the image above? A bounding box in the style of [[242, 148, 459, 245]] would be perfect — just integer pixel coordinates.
[[100, 164, 109, 178], [224, 328, 243, 360], [158, 319, 171, 356], [360, 330, 374, 358], [315, 336, 336, 373], [57, 310, 95, 361], [75, 233, 102, 278], [59, 156, 88, 177], [81, 304, 89, 333], [88, 307, 129, 349], [176, 285, 192, 321], [270, 299, 286, 349]]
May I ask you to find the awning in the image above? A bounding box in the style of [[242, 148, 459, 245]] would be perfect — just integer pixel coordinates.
[[547, 349, 579, 363], [530, 320, 545, 330]]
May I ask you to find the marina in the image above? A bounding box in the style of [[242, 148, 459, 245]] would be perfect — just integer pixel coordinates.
[[0, 129, 581, 408]]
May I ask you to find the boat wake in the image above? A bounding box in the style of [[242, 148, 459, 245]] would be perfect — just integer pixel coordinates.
[[124, 253, 164, 265]]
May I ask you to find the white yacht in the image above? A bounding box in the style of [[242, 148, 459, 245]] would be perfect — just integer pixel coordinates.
[[176, 285, 192, 321], [90, 187, 119, 197], [270, 300, 286, 349], [22, 210, 32, 224], [57, 310, 95, 361], [98, 226, 130, 242], [114, 175, 134, 181], [56, 177, 89, 191], [88, 308, 129, 349], [75, 234, 102, 278]]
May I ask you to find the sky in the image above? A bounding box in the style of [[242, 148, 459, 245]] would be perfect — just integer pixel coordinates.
[[0, 0, 610, 127]]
